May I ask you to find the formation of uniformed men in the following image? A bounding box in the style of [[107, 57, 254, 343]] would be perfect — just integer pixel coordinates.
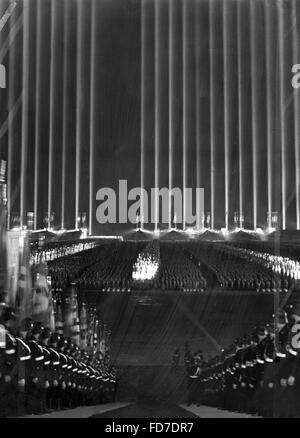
[[187, 242, 293, 292], [158, 244, 207, 292], [49, 242, 208, 293], [195, 296, 300, 417], [0, 301, 117, 417]]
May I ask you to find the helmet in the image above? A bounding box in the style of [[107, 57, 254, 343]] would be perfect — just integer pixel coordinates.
[[19, 317, 33, 333], [50, 332, 61, 345], [40, 327, 52, 341], [66, 338, 73, 350], [0, 303, 15, 324], [32, 321, 43, 336]]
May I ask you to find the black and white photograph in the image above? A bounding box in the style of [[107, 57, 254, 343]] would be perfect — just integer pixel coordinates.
[[0, 0, 300, 421]]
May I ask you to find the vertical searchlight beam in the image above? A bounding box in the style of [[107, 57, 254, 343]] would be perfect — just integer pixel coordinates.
[[209, 0, 215, 230], [89, 0, 96, 236], [278, 0, 286, 230], [61, 3, 70, 230], [237, 0, 244, 229], [250, 0, 258, 230], [34, 0, 42, 230], [292, 0, 300, 230], [154, 0, 160, 232], [75, 0, 84, 229], [48, 0, 56, 229], [265, 0, 273, 229], [182, 0, 187, 231], [168, 0, 174, 229], [141, 0, 145, 229], [21, 0, 30, 228], [223, 0, 230, 230], [195, 0, 201, 231]]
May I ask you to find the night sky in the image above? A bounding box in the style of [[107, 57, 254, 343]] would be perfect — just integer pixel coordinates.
[[0, 0, 299, 233]]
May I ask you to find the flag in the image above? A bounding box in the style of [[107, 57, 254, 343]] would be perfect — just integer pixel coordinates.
[[15, 234, 33, 324], [32, 258, 54, 328], [79, 302, 88, 350], [47, 276, 55, 331], [99, 323, 105, 359], [54, 295, 63, 335], [93, 318, 99, 354], [105, 329, 111, 368], [71, 286, 80, 346], [0, 160, 8, 304], [86, 307, 96, 353]]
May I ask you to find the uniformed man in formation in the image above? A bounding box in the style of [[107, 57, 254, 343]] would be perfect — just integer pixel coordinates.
[[187, 242, 294, 293], [186, 349, 204, 406], [48, 243, 208, 293], [0, 300, 117, 417], [197, 295, 300, 417]]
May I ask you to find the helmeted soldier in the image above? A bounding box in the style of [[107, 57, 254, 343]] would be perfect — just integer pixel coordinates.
[[261, 310, 288, 418], [40, 327, 52, 413], [278, 296, 300, 418], [0, 303, 17, 417], [56, 335, 70, 409], [27, 321, 45, 414], [15, 317, 33, 415], [186, 354, 202, 406], [251, 326, 267, 415]]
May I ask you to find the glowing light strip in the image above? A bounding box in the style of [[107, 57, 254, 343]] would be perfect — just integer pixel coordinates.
[[250, 1, 257, 230], [34, 1, 42, 230], [168, 0, 174, 229], [265, 1, 272, 229], [278, 1, 286, 230], [141, 0, 145, 229], [292, 0, 300, 230], [7, 25, 13, 229], [61, 4, 68, 229], [154, 0, 159, 232], [223, 1, 229, 230], [75, 0, 83, 230], [20, 0, 30, 228], [209, 0, 215, 230], [182, 0, 187, 231], [48, 0, 56, 228], [89, 0, 95, 235], [195, 0, 200, 231], [237, 0, 243, 228]]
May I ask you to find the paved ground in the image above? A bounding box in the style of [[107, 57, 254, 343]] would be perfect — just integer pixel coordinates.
[[87, 291, 274, 366], [20, 402, 132, 418], [179, 404, 261, 419], [92, 402, 199, 418], [15, 402, 260, 418]]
